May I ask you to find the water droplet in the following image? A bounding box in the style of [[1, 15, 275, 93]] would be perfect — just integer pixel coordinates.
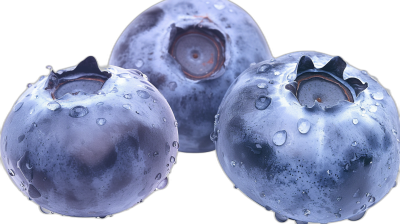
[[260, 192, 265, 198], [360, 204, 366, 211], [14, 102, 24, 112], [392, 129, 397, 136], [122, 104, 131, 110], [170, 156, 176, 163], [46, 65, 53, 70], [214, 2, 225, 10], [231, 161, 236, 167], [26, 162, 33, 169], [372, 92, 384, 100], [18, 134, 25, 143], [96, 118, 106, 126], [165, 143, 170, 154], [255, 96, 272, 110], [348, 211, 366, 221], [275, 213, 288, 222], [270, 59, 275, 62], [210, 131, 218, 142], [368, 196, 376, 203], [47, 101, 61, 111], [303, 209, 311, 216], [274, 71, 281, 76], [28, 184, 41, 198], [172, 141, 179, 149], [353, 189, 360, 198], [155, 173, 162, 180], [257, 83, 267, 89], [96, 102, 104, 106], [69, 106, 89, 118], [39, 76, 45, 81], [117, 73, 131, 78], [297, 118, 311, 134], [257, 64, 271, 74], [353, 118, 359, 125], [8, 169, 15, 176], [27, 83, 32, 88], [344, 163, 350, 171], [369, 105, 377, 113], [135, 59, 144, 68], [269, 80, 274, 84], [163, 118, 166, 122], [174, 121, 178, 127], [40, 206, 52, 214], [153, 151, 159, 157], [124, 94, 132, 99], [352, 141, 357, 147], [110, 87, 118, 93], [273, 130, 287, 146], [29, 108, 35, 115], [334, 213, 341, 218], [157, 177, 168, 190], [361, 70, 367, 74], [337, 197, 342, 201], [168, 82, 177, 91], [137, 90, 150, 99]]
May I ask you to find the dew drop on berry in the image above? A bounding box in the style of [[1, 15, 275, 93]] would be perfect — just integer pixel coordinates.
[[170, 156, 176, 163], [372, 92, 384, 100], [40, 206, 52, 214], [257, 64, 271, 74], [275, 213, 288, 222], [273, 130, 287, 146], [14, 102, 24, 112], [255, 96, 271, 110], [172, 141, 179, 149], [297, 118, 311, 134], [157, 177, 168, 190], [110, 87, 118, 93], [303, 209, 311, 216], [28, 184, 41, 198], [124, 94, 132, 99], [348, 211, 366, 221], [27, 83, 32, 88], [135, 59, 144, 68], [8, 169, 15, 176], [165, 143, 170, 155], [155, 173, 162, 180], [257, 83, 267, 89], [168, 82, 177, 91], [231, 161, 236, 167], [122, 104, 131, 110], [369, 197, 376, 203], [47, 101, 61, 111], [214, 2, 225, 10], [96, 118, 106, 126], [353, 118, 359, 125], [352, 141, 357, 147], [369, 105, 377, 113], [137, 90, 150, 99], [69, 106, 89, 118], [210, 131, 218, 142]]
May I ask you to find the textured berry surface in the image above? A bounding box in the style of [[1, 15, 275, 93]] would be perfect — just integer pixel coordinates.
[[214, 51, 400, 223], [109, 0, 272, 153], [0, 57, 178, 217]]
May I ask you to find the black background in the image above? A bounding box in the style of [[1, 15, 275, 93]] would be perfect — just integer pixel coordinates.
[[0, 1, 399, 223]]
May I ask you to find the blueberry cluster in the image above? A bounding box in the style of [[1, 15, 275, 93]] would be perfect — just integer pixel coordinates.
[[1, 0, 398, 223]]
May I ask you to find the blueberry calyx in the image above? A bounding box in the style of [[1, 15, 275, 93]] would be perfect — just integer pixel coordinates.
[[45, 56, 111, 99], [286, 56, 368, 108]]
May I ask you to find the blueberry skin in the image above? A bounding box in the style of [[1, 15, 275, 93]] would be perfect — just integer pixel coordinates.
[[109, 0, 272, 153], [214, 51, 400, 223], [0, 59, 178, 217]]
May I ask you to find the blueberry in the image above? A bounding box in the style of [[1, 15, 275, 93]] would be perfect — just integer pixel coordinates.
[[214, 51, 400, 223], [109, 0, 272, 153], [0, 56, 179, 217]]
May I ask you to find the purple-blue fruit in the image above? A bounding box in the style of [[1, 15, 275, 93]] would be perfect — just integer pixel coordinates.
[[214, 51, 400, 223], [1, 57, 178, 217], [109, 0, 272, 153]]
